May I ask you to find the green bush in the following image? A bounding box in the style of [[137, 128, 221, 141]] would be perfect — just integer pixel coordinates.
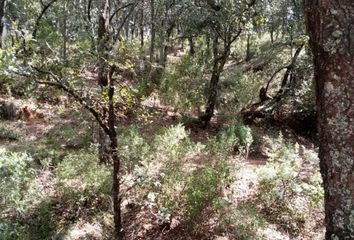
[[184, 163, 231, 222], [219, 69, 263, 114], [56, 149, 111, 197], [211, 121, 253, 157], [153, 123, 193, 162], [256, 134, 323, 234], [0, 220, 27, 240], [0, 123, 21, 141], [221, 204, 266, 240], [0, 148, 38, 214], [135, 124, 206, 216], [118, 126, 150, 172], [159, 54, 207, 111], [45, 123, 91, 149]]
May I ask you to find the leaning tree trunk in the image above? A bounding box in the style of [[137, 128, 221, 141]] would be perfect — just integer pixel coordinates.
[[304, 0, 354, 239], [200, 35, 229, 126], [33, 0, 58, 39]]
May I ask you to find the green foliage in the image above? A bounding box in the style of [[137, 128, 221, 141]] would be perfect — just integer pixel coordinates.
[[114, 38, 144, 60], [0, 123, 21, 141], [219, 69, 263, 113], [56, 149, 111, 197], [184, 163, 230, 221], [256, 134, 323, 234], [212, 121, 253, 155], [0, 220, 27, 240], [0, 148, 38, 214], [153, 123, 195, 162], [118, 126, 150, 171], [159, 54, 208, 111], [45, 122, 91, 150], [221, 204, 266, 240]]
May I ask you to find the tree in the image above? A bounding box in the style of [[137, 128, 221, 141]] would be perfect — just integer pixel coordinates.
[[149, 0, 155, 61], [304, 0, 354, 239], [199, 0, 256, 126], [0, 0, 6, 48]]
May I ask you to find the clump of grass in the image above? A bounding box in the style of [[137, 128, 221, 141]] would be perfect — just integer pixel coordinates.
[[0, 123, 21, 141]]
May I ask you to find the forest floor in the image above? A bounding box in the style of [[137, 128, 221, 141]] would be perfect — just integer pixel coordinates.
[[0, 92, 325, 240], [0, 45, 325, 240]]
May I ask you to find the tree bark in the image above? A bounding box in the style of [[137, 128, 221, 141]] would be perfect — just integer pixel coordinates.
[[107, 67, 122, 240], [189, 37, 195, 56], [245, 34, 251, 62], [97, 0, 110, 169], [304, 0, 354, 239], [0, 0, 6, 49], [280, 43, 303, 88], [140, 0, 144, 47], [61, 2, 68, 60], [200, 35, 229, 126], [149, 0, 155, 61], [97, 0, 110, 87], [200, 29, 241, 126]]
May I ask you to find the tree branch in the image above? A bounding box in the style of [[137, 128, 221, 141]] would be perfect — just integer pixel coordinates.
[[110, 2, 135, 22], [31, 67, 111, 135], [33, 0, 59, 39]]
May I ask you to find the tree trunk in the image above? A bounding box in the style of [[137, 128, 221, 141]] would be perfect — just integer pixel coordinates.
[[0, 0, 6, 49], [280, 43, 303, 88], [245, 34, 251, 62], [107, 67, 122, 240], [160, 17, 174, 67], [97, 0, 110, 166], [270, 21, 274, 44], [200, 35, 229, 126], [97, 0, 110, 87], [61, 2, 68, 60], [149, 0, 155, 61], [188, 37, 195, 56], [205, 33, 211, 57], [305, 1, 354, 239], [140, 0, 144, 47]]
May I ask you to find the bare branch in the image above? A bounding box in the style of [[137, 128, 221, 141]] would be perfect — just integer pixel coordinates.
[[110, 2, 135, 22]]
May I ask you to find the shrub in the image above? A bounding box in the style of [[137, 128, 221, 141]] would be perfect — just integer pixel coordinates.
[[0, 123, 21, 141], [118, 126, 150, 172], [134, 124, 207, 219], [256, 134, 323, 234], [0, 148, 38, 214], [219, 69, 263, 114], [184, 163, 231, 222], [211, 121, 253, 157], [153, 123, 191, 162], [56, 148, 111, 197], [159, 54, 207, 111], [0, 220, 27, 240], [45, 122, 91, 149], [221, 204, 266, 240]]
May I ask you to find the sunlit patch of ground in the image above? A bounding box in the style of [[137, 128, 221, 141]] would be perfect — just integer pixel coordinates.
[[67, 221, 103, 240]]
